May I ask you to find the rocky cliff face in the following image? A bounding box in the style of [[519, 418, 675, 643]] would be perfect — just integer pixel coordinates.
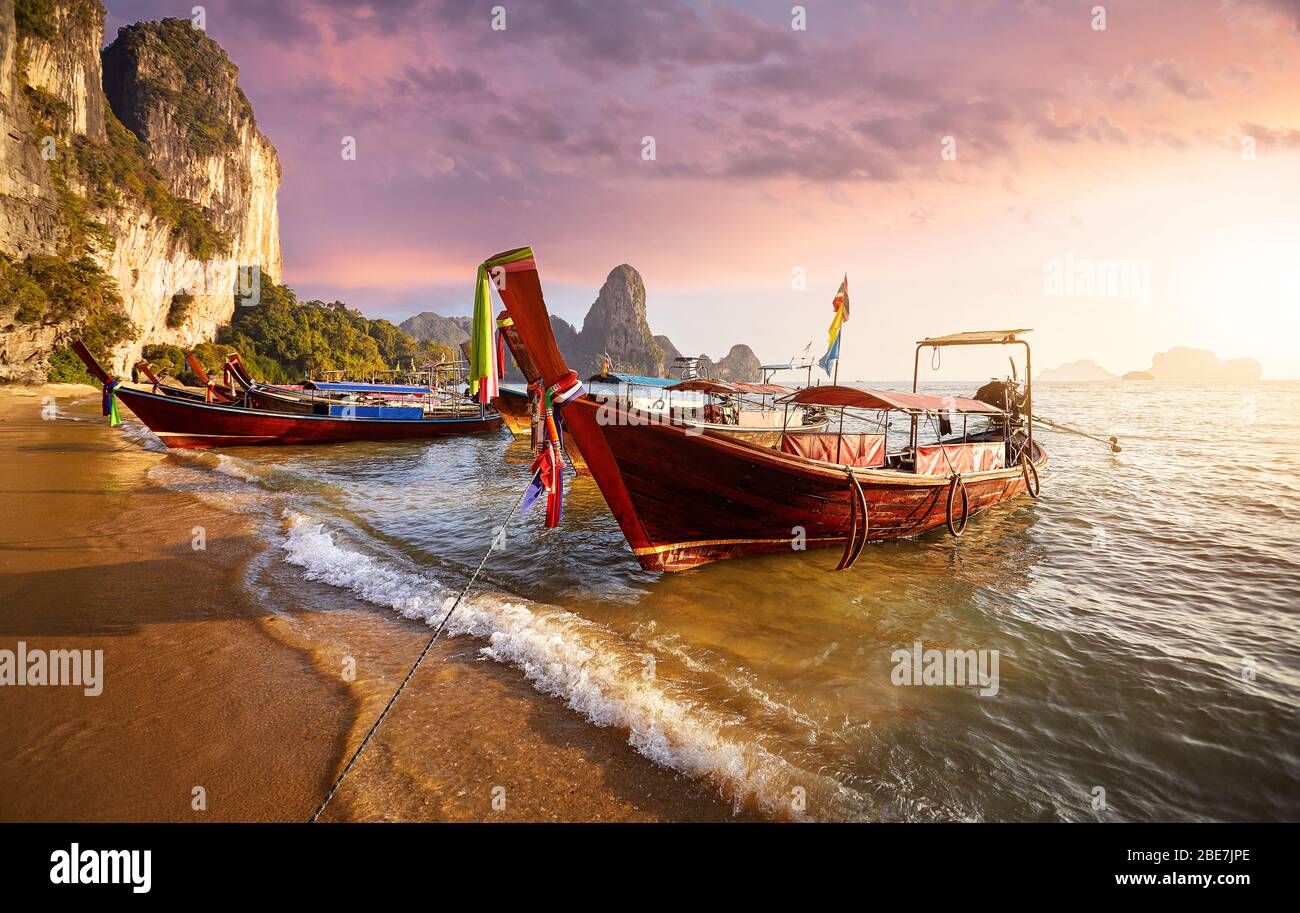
[[0, 0, 62, 260], [18, 0, 104, 140], [0, 6, 280, 382], [102, 20, 280, 281], [403, 263, 762, 383], [710, 344, 762, 382], [574, 264, 663, 376]]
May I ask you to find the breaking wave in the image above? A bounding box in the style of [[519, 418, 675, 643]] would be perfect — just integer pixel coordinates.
[[279, 509, 866, 820]]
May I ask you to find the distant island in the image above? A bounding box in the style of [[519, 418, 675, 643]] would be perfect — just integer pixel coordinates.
[[1035, 360, 1119, 382], [401, 264, 763, 382], [1038, 347, 1262, 383]]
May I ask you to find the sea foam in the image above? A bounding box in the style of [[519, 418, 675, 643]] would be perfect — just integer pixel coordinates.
[[279, 510, 865, 820]]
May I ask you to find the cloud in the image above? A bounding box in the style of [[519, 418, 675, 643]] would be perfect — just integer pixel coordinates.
[[1106, 59, 1214, 102], [390, 64, 495, 101], [1240, 122, 1300, 149], [721, 126, 901, 183]]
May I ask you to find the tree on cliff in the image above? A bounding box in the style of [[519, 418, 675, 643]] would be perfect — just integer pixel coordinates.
[[216, 279, 453, 383]]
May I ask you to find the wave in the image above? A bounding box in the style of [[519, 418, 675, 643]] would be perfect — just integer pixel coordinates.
[[279, 510, 867, 820]]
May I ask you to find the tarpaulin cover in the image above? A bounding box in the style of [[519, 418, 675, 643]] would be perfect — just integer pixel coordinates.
[[914, 442, 1005, 476], [781, 433, 886, 468]]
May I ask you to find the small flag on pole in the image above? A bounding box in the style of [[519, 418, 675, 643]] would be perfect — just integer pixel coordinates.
[[817, 275, 850, 378]]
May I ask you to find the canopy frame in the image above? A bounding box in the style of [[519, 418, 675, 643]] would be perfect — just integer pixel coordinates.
[[912, 329, 1033, 462]]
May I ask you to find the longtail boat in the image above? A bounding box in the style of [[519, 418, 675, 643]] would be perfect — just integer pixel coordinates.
[[493, 316, 829, 472], [483, 246, 1047, 571], [217, 353, 484, 419], [71, 341, 503, 448]]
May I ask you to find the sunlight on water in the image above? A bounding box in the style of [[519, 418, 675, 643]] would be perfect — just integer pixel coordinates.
[[146, 381, 1300, 821]]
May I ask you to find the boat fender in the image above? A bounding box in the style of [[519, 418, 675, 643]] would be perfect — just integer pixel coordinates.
[[946, 474, 969, 537], [835, 470, 869, 571], [1020, 454, 1040, 498]]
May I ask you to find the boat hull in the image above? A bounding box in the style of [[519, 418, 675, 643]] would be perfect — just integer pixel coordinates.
[[115, 385, 503, 448], [560, 395, 1045, 571], [492, 386, 830, 475]]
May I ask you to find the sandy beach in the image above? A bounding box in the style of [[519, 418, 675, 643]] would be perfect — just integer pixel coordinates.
[[0, 386, 740, 822]]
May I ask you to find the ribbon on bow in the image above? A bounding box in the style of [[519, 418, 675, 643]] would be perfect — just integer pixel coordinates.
[[102, 379, 121, 427], [495, 314, 512, 380], [520, 386, 565, 527], [519, 371, 585, 528]]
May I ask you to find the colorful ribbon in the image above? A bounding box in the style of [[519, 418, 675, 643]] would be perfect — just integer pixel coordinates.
[[495, 314, 512, 380], [520, 385, 567, 527], [102, 379, 121, 427]]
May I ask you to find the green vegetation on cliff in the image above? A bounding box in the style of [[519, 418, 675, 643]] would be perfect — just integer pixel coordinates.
[[21, 84, 230, 261], [14, 0, 104, 42], [142, 279, 457, 386], [105, 18, 255, 157], [2, 252, 131, 383], [11, 6, 236, 382]]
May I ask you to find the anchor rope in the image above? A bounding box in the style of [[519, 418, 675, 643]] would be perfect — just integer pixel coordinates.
[[309, 466, 542, 823]]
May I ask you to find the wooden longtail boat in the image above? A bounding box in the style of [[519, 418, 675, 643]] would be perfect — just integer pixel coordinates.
[[493, 316, 829, 473], [220, 354, 484, 419], [72, 342, 504, 448], [484, 246, 1047, 571]]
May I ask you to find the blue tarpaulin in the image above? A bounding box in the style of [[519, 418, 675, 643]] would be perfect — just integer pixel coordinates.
[[586, 374, 676, 388], [306, 381, 434, 395], [328, 405, 423, 420]]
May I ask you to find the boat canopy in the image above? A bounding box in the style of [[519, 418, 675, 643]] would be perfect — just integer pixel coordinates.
[[667, 379, 791, 395], [782, 384, 1003, 415], [917, 329, 1032, 346], [302, 381, 435, 395], [587, 373, 677, 388]]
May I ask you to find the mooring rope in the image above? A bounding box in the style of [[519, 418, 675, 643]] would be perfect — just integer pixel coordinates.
[[309, 467, 542, 823]]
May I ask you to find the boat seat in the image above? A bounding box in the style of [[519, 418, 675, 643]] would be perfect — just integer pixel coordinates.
[[781, 433, 885, 468], [914, 441, 1005, 476]]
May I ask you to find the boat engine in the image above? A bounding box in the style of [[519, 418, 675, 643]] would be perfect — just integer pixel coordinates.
[[974, 377, 1030, 427]]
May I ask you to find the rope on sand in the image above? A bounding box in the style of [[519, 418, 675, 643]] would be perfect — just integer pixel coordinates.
[[309, 468, 542, 823]]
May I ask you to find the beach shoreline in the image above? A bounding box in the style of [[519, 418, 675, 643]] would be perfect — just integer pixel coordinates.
[[0, 386, 743, 822]]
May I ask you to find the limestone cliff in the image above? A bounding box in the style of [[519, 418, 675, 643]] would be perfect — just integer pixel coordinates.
[[0, 5, 280, 381], [403, 264, 762, 383], [574, 264, 663, 376]]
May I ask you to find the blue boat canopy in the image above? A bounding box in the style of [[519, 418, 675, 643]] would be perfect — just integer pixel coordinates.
[[303, 381, 435, 394], [586, 373, 676, 388]]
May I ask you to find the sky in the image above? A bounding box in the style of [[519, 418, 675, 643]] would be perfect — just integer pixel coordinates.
[[105, 1, 1300, 379]]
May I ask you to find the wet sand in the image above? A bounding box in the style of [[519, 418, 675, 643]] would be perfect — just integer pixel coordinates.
[[0, 386, 741, 822]]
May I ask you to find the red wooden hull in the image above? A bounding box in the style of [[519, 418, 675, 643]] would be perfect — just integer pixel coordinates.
[[114, 384, 503, 448], [559, 394, 1046, 571]]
